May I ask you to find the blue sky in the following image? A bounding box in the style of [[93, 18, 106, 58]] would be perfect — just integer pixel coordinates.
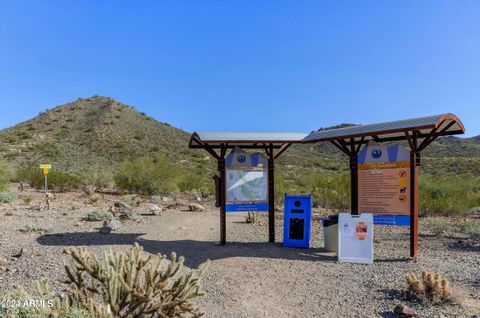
[[0, 1, 479, 136]]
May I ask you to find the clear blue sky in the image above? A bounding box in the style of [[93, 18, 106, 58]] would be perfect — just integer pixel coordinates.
[[1, 1, 479, 136]]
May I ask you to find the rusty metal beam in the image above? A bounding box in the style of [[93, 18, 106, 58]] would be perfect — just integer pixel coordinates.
[[274, 143, 292, 160]]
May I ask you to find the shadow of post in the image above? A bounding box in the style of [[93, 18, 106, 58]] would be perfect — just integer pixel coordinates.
[[37, 232, 336, 268]]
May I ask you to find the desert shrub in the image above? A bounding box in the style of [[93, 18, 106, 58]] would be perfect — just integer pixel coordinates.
[[305, 172, 350, 210], [460, 221, 480, 240], [114, 156, 180, 195], [84, 210, 109, 221], [16, 167, 82, 192], [405, 271, 454, 304], [469, 207, 480, 214], [0, 192, 17, 203], [0, 159, 13, 191], [178, 172, 211, 195], [81, 170, 114, 189], [19, 223, 43, 233], [419, 173, 480, 215], [274, 171, 286, 205], [422, 217, 450, 236], [71, 203, 83, 210], [21, 195, 33, 205], [0, 244, 207, 318]]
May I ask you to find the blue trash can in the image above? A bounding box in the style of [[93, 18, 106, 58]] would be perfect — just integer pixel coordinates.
[[283, 194, 312, 248]]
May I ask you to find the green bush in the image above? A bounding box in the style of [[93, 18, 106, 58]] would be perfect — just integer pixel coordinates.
[[81, 170, 114, 188], [114, 156, 180, 195], [419, 173, 480, 215], [0, 192, 17, 203], [0, 159, 13, 191], [460, 221, 480, 240], [84, 210, 109, 221], [16, 167, 82, 192], [422, 217, 450, 235], [178, 172, 212, 195], [280, 169, 350, 210]]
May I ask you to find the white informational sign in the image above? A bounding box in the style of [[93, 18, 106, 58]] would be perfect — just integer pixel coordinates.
[[225, 147, 269, 212], [226, 169, 268, 203], [338, 213, 374, 264]]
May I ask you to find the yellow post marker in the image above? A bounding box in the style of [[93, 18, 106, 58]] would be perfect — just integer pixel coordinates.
[[39, 164, 52, 193]]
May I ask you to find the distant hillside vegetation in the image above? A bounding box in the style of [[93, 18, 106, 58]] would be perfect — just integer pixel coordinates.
[[1, 95, 479, 176]]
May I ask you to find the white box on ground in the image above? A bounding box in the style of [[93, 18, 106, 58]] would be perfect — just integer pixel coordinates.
[[338, 213, 373, 264]]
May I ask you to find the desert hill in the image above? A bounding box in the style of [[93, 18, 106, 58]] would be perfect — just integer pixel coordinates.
[[0, 96, 199, 174]]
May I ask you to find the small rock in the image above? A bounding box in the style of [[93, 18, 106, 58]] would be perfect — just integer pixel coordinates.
[[394, 303, 418, 317], [188, 203, 206, 212], [161, 197, 171, 202], [104, 219, 122, 230], [196, 196, 202, 202], [148, 204, 163, 216], [115, 201, 131, 210], [11, 248, 24, 259], [0, 258, 8, 267]]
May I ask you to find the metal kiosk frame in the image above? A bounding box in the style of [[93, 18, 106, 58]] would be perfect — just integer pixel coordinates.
[[188, 132, 307, 245]]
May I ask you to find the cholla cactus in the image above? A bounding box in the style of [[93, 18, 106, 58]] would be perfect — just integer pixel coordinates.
[[405, 270, 453, 304], [0, 244, 208, 318], [63, 243, 208, 318]]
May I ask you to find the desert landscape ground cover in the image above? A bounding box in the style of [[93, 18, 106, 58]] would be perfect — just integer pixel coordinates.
[[0, 185, 479, 317]]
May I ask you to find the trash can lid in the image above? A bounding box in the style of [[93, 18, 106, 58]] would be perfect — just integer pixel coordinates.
[[322, 214, 339, 226]]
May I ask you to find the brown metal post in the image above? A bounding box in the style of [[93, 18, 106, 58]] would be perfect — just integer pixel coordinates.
[[268, 144, 275, 243], [218, 158, 226, 245], [213, 175, 220, 208], [410, 151, 419, 259], [350, 152, 359, 214]]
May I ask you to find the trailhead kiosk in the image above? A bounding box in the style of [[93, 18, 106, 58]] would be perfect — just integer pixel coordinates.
[[303, 113, 465, 259], [188, 132, 307, 245]]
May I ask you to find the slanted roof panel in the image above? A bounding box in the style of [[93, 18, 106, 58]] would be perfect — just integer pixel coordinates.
[[194, 132, 307, 143], [302, 113, 464, 142]]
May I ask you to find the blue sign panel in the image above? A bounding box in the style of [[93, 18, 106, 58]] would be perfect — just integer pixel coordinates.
[[226, 202, 269, 212], [373, 215, 410, 226]]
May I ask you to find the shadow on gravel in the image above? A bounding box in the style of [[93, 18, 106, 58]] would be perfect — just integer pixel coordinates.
[[447, 241, 480, 253], [37, 232, 336, 268]]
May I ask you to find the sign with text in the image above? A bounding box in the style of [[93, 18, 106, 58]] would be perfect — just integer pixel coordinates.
[[39, 164, 52, 175], [225, 147, 268, 212], [338, 213, 374, 264], [358, 143, 410, 220]]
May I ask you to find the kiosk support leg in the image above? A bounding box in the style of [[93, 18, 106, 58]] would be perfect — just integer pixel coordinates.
[[410, 151, 419, 259], [218, 158, 226, 245], [350, 153, 359, 215], [268, 151, 275, 243]]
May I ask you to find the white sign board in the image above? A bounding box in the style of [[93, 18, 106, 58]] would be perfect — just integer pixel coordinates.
[[226, 169, 268, 203], [225, 147, 269, 212], [338, 213, 374, 264]]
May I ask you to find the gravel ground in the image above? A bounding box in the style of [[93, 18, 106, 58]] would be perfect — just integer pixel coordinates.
[[0, 188, 479, 317]]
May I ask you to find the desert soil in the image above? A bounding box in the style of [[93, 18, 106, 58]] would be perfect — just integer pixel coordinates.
[[0, 187, 479, 318]]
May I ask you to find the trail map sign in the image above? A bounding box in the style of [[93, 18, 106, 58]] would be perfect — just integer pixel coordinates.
[[358, 142, 410, 226], [225, 147, 268, 212]]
